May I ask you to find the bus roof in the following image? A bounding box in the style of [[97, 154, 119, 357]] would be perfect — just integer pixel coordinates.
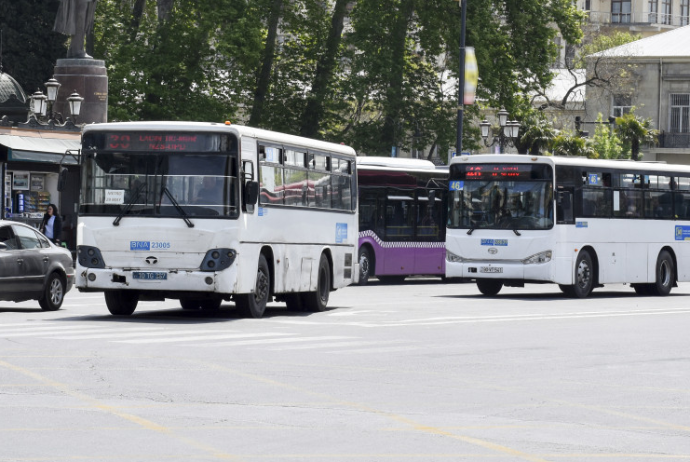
[[450, 154, 690, 175], [357, 156, 438, 171], [82, 121, 357, 157]]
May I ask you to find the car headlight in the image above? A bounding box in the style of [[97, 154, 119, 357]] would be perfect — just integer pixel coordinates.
[[523, 250, 552, 264], [446, 250, 465, 263]]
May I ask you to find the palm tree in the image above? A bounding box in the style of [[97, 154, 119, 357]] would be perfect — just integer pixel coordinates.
[[519, 114, 557, 155], [615, 111, 659, 161]]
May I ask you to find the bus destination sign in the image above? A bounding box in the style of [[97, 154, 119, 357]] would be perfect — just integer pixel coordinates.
[[460, 164, 549, 180], [104, 133, 216, 152]]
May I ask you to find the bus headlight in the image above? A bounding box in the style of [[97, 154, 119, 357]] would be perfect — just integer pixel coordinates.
[[77, 246, 106, 268], [446, 250, 465, 263], [200, 248, 237, 272], [523, 250, 552, 265]]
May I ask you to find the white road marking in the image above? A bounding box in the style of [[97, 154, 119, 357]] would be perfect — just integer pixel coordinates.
[[117, 332, 294, 344], [193, 335, 353, 347]]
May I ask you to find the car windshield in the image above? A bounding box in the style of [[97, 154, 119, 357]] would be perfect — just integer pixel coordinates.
[[448, 180, 554, 230], [79, 151, 240, 219]]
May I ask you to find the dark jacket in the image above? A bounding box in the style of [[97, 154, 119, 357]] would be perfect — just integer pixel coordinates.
[[39, 214, 62, 242]]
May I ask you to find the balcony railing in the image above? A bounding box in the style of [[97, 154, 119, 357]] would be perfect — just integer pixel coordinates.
[[658, 132, 690, 148], [586, 10, 690, 27]]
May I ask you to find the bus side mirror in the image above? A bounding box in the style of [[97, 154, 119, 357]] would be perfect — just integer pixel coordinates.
[[57, 168, 68, 192], [244, 181, 259, 206], [428, 190, 436, 203]]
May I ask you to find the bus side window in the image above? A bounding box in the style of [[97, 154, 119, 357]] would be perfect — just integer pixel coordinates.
[[557, 189, 574, 224]]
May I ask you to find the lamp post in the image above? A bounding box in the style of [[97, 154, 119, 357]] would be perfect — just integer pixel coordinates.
[[479, 107, 521, 153], [26, 77, 83, 131], [456, 0, 468, 157]]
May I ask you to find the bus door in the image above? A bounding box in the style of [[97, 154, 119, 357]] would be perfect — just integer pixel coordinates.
[[414, 189, 445, 275], [383, 191, 415, 275]]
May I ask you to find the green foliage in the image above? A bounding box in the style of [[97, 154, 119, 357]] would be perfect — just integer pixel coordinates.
[[550, 132, 592, 157], [518, 110, 557, 155], [577, 31, 642, 68], [590, 113, 624, 159], [0, 0, 65, 96], [615, 109, 659, 161]]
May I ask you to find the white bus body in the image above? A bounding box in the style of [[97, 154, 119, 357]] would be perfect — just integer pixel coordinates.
[[76, 122, 358, 316], [446, 154, 690, 297]]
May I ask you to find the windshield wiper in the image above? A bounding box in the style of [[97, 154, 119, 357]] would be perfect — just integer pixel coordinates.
[[467, 228, 475, 235], [512, 229, 521, 236], [113, 183, 147, 226], [161, 186, 194, 228]]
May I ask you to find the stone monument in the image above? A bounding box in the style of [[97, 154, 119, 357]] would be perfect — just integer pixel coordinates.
[[52, 0, 107, 124]]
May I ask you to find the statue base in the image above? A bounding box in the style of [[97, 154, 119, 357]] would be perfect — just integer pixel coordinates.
[[53, 59, 108, 125]]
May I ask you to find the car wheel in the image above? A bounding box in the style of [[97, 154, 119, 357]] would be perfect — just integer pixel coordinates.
[[38, 272, 65, 311], [301, 254, 331, 312], [104, 290, 139, 316], [477, 279, 502, 296], [235, 254, 270, 318]]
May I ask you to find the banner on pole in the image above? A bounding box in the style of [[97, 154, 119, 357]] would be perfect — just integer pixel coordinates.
[[464, 47, 478, 105]]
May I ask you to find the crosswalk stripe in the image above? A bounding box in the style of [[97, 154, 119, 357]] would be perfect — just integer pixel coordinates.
[[194, 335, 353, 347], [266, 340, 400, 350], [0, 325, 103, 337], [116, 332, 294, 344]]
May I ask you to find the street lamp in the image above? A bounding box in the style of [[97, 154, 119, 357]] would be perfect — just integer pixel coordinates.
[[27, 77, 83, 130], [480, 108, 521, 153]]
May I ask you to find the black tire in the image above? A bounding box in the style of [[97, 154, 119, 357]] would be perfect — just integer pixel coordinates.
[[38, 272, 65, 311], [301, 254, 331, 312], [104, 290, 139, 316], [476, 279, 502, 296], [558, 284, 576, 297], [180, 298, 200, 310], [235, 254, 270, 318], [632, 284, 652, 296], [284, 293, 304, 311], [564, 250, 594, 298], [650, 250, 674, 296], [358, 246, 372, 286]]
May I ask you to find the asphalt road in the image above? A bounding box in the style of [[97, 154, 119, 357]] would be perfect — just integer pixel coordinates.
[[2, 279, 690, 461]]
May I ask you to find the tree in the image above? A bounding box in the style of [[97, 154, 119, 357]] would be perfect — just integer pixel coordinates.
[[0, 0, 65, 96], [590, 113, 624, 159], [550, 132, 593, 157], [518, 111, 557, 155], [615, 110, 659, 161]]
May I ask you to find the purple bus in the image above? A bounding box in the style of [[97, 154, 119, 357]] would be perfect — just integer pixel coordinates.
[[357, 157, 448, 285]]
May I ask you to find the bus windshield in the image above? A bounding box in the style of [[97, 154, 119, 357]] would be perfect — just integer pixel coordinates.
[[448, 163, 554, 230], [79, 151, 240, 219]]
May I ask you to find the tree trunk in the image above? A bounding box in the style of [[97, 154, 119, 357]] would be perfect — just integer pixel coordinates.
[[129, 0, 147, 40], [249, 0, 284, 128], [382, 0, 415, 154], [157, 0, 174, 23], [299, 0, 349, 139], [632, 137, 640, 161]]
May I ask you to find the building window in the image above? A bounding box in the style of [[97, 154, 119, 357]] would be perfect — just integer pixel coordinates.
[[661, 0, 672, 24], [649, 0, 658, 22], [612, 95, 632, 118], [682, 0, 690, 25], [612, 0, 632, 23], [670, 94, 690, 133]]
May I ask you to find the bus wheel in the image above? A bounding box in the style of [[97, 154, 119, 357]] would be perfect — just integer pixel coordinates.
[[236, 254, 270, 318], [651, 250, 674, 296], [302, 254, 331, 312], [477, 279, 502, 296], [569, 250, 594, 298], [104, 290, 139, 316], [358, 247, 372, 286]]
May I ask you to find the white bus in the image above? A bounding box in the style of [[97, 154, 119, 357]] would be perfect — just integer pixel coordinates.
[[76, 121, 358, 317], [446, 154, 690, 297]]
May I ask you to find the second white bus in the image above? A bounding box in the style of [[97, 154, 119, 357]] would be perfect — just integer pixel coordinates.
[[76, 122, 358, 317], [446, 154, 690, 297]]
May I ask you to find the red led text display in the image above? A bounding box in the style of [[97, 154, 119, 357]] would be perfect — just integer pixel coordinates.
[[460, 164, 548, 180], [101, 133, 218, 152]]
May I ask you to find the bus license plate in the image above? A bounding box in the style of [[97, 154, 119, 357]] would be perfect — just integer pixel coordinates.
[[480, 266, 503, 273], [133, 271, 167, 281]]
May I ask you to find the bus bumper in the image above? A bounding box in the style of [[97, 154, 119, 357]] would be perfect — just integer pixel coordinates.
[[76, 267, 238, 293], [446, 260, 553, 281]]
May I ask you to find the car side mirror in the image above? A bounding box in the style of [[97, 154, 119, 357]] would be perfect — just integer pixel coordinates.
[[244, 181, 259, 206], [0, 242, 7, 251]]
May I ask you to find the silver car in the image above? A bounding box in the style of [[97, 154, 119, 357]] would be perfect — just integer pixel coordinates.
[[0, 220, 75, 310]]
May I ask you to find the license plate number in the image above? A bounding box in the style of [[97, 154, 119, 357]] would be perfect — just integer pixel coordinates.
[[133, 271, 167, 280], [480, 266, 503, 273]]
